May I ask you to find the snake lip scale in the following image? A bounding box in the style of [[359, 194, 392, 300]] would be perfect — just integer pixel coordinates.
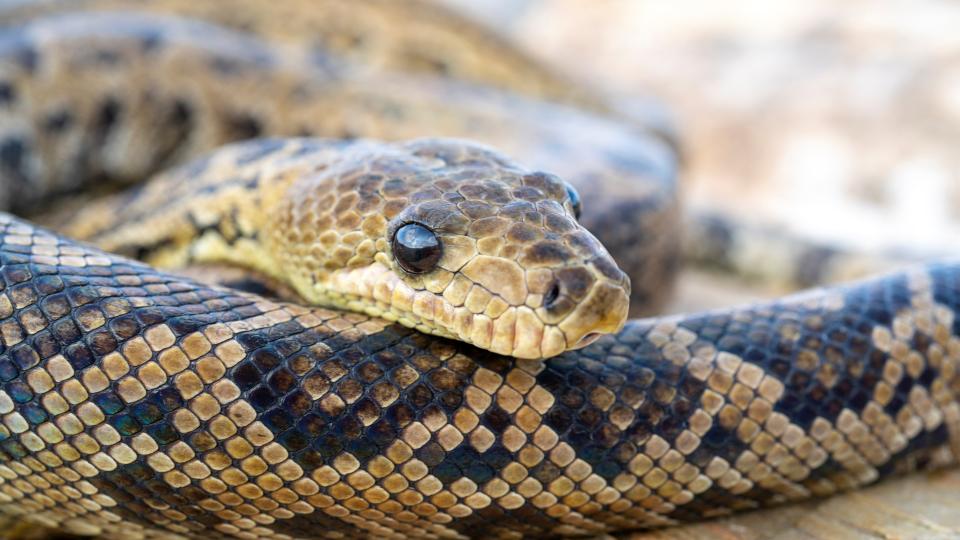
[[0, 2, 956, 539], [1, 213, 959, 539]]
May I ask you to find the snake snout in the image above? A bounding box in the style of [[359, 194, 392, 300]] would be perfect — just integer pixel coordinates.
[[529, 261, 630, 358]]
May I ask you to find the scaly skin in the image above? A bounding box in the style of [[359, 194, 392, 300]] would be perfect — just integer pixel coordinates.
[[59, 138, 631, 359], [0, 4, 956, 540], [0, 215, 958, 538]]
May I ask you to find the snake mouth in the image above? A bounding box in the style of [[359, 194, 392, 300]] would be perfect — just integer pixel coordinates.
[[314, 261, 629, 359], [571, 332, 602, 349]]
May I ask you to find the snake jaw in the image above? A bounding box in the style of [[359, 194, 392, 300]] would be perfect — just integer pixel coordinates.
[[571, 333, 602, 350], [310, 257, 629, 359]]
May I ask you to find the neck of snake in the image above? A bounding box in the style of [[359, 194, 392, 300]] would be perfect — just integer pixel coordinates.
[[57, 162, 294, 283]]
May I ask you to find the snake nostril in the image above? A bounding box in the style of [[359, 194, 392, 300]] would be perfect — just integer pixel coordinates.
[[543, 281, 561, 309]]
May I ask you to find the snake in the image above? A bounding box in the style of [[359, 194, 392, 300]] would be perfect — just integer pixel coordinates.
[[0, 1, 956, 539]]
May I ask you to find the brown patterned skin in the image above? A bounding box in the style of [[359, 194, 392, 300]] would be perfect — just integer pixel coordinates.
[[56, 138, 631, 360], [0, 4, 956, 540], [0, 10, 677, 318], [0, 216, 958, 539]]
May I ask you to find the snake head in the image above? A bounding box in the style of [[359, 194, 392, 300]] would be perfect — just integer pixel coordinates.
[[270, 138, 630, 359]]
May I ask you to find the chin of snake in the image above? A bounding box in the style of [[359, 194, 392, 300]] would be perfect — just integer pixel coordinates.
[[0, 3, 957, 540]]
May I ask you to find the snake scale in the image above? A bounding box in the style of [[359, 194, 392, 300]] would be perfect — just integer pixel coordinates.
[[0, 1, 956, 539]]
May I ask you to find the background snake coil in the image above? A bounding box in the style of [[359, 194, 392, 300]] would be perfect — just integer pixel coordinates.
[[0, 1, 956, 539]]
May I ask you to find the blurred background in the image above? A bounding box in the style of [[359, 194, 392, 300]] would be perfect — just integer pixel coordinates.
[[443, 0, 960, 258]]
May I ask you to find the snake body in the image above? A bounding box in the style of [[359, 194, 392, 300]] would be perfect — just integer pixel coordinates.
[[1, 215, 959, 539], [0, 2, 956, 539]]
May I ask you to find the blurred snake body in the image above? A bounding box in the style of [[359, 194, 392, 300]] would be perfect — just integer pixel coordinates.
[[0, 2, 956, 539]]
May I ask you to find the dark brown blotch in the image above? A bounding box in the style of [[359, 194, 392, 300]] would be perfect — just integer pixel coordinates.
[[507, 223, 541, 244], [428, 368, 458, 391], [650, 380, 677, 404], [88, 330, 118, 356], [108, 315, 140, 340], [522, 241, 575, 268], [302, 372, 330, 398], [356, 361, 384, 383], [391, 365, 420, 388], [544, 295, 575, 318], [408, 383, 434, 408], [592, 256, 625, 282], [286, 391, 312, 416], [555, 267, 595, 302], [388, 402, 416, 427], [407, 200, 467, 233], [268, 368, 297, 394], [288, 354, 314, 376], [338, 379, 363, 403], [370, 381, 399, 405]]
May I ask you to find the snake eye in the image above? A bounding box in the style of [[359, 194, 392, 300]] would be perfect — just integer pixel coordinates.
[[392, 223, 442, 274], [565, 184, 582, 220]]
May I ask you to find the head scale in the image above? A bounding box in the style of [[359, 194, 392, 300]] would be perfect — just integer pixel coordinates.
[[267, 138, 630, 359]]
